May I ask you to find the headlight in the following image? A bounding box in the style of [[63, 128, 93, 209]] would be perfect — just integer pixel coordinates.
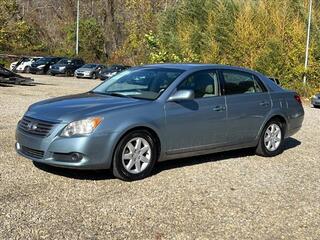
[[37, 65, 45, 69], [61, 117, 103, 137], [107, 72, 117, 77], [59, 66, 66, 70]]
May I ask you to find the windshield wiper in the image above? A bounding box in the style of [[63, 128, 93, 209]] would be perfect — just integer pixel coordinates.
[[105, 92, 132, 99]]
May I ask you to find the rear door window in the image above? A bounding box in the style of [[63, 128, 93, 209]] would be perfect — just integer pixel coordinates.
[[222, 70, 265, 95]]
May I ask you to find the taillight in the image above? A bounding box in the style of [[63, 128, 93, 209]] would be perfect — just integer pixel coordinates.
[[294, 94, 302, 105]]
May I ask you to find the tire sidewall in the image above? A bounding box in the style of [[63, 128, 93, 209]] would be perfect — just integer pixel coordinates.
[[113, 130, 157, 181]]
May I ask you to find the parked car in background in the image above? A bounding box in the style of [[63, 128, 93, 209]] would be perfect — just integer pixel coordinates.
[[75, 64, 106, 79], [30, 57, 62, 74], [50, 58, 85, 76], [99, 65, 130, 81], [16, 64, 304, 181], [311, 93, 320, 108], [10, 57, 43, 73]]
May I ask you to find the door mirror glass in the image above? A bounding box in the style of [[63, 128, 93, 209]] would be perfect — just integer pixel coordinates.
[[168, 90, 195, 102]]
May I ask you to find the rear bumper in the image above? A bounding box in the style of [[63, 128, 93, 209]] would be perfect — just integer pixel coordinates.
[[286, 109, 304, 138], [15, 127, 116, 170]]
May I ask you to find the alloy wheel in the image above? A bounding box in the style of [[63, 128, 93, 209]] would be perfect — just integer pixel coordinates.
[[264, 123, 282, 152], [121, 137, 151, 174]]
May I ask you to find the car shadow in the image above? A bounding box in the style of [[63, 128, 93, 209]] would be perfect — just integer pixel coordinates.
[[154, 137, 301, 175], [33, 137, 301, 180], [35, 82, 58, 86], [33, 162, 115, 180]]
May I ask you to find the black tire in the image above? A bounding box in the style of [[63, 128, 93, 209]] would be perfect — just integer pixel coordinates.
[[112, 130, 157, 181], [92, 73, 97, 79], [66, 70, 73, 77], [24, 66, 30, 73], [256, 119, 285, 157]]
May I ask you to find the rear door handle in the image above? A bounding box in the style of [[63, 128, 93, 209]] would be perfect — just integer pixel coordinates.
[[259, 101, 270, 107], [213, 105, 226, 112]]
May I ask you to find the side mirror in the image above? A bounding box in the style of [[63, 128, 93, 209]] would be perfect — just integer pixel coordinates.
[[168, 90, 195, 102]]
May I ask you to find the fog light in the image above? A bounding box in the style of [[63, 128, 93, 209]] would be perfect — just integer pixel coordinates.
[[71, 153, 83, 161]]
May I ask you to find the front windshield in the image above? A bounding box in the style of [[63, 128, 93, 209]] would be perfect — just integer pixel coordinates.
[[82, 64, 98, 69], [57, 59, 71, 64], [92, 68, 184, 100], [36, 58, 52, 64], [101, 65, 119, 73]]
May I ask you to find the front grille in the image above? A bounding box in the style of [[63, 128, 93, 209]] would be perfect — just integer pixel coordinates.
[[20, 146, 44, 159], [19, 116, 56, 137]]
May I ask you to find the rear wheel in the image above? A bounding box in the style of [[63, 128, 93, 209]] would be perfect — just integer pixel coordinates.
[[113, 130, 157, 181], [256, 120, 284, 157]]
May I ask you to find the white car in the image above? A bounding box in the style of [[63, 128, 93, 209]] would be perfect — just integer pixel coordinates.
[[10, 57, 42, 73]]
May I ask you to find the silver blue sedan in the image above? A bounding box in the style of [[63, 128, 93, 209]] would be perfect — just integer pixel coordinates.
[[16, 64, 304, 180]]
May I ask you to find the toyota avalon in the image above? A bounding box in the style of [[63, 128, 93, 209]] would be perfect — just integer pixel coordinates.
[[16, 64, 304, 181]]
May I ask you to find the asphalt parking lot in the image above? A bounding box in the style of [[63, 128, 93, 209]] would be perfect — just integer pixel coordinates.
[[0, 74, 319, 239]]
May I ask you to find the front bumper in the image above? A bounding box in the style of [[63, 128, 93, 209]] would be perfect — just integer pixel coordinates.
[[15, 126, 116, 170], [311, 97, 320, 106], [99, 75, 110, 81], [75, 72, 92, 78], [50, 69, 67, 75]]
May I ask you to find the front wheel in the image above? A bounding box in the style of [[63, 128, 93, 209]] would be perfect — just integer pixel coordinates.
[[256, 120, 285, 157], [24, 66, 30, 73], [66, 70, 73, 77], [113, 130, 157, 181], [92, 73, 97, 79]]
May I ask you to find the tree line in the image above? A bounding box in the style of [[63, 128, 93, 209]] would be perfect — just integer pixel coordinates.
[[0, 0, 319, 96]]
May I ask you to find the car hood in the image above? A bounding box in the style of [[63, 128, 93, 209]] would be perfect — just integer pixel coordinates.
[[26, 93, 148, 123], [52, 64, 69, 68], [101, 70, 116, 75], [31, 63, 48, 67]]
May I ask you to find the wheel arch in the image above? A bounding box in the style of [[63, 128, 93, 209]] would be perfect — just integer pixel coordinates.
[[112, 125, 162, 163], [266, 114, 287, 133], [256, 113, 288, 142]]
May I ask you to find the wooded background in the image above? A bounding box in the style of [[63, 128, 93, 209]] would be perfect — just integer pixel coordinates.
[[1, 0, 320, 95]]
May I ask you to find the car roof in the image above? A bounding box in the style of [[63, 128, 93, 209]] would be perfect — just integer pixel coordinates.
[[143, 63, 255, 72]]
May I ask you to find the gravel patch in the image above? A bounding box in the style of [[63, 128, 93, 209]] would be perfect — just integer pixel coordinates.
[[0, 74, 319, 239]]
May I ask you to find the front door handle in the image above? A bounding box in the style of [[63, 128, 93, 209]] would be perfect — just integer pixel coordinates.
[[213, 105, 226, 112]]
